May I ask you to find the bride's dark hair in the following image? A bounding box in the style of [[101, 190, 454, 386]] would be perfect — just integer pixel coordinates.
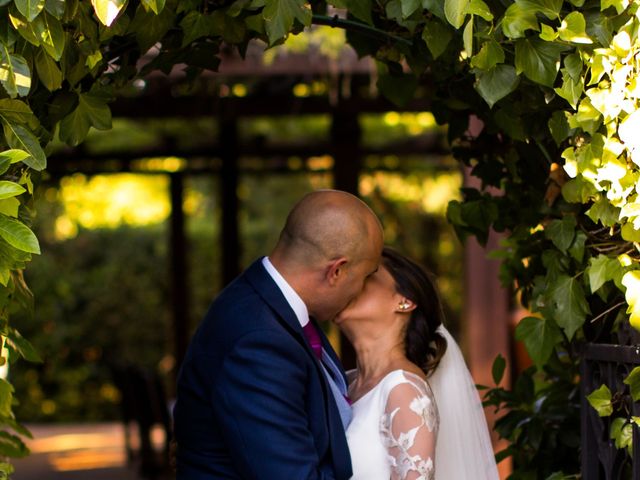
[[382, 247, 448, 377]]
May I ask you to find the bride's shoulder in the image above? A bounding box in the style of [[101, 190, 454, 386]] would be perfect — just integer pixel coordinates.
[[382, 369, 434, 398]]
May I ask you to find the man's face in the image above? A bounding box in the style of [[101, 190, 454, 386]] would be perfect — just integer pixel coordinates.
[[330, 231, 382, 317], [313, 217, 383, 322]]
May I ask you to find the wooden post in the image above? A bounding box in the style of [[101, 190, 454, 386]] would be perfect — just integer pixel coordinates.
[[220, 115, 241, 286], [170, 172, 189, 374]]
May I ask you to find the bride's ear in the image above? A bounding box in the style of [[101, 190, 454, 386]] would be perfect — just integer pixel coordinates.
[[395, 298, 417, 313]]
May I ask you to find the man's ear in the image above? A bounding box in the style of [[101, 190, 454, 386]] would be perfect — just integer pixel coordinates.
[[326, 257, 348, 286]]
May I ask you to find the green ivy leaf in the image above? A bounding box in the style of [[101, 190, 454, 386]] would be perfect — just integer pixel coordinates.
[[129, 4, 174, 51], [34, 11, 66, 61], [91, 0, 127, 26], [263, 0, 311, 43], [180, 11, 212, 47], [141, 0, 165, 14], [0, 431, 29, 458], [586, 384, 612, 416], [558, 11, 592, 44], [0, 198, 20, 218], [0, 379, 13, 417], [623, 366, 640, 402], [377, 73, 418, 107], [502, 2, 539, 39], [0, 215, 40, 254], [539, 23, 557, 41], [601, 0, 629, 14], [545, 216, 576, 251], [14, 0, 45, 22], [0, 46, 31, 98], [621, 223, 640, 242], [518, 0, 562, 19], [610, 417, 633, 450], [568, 230, 586, 262], [494, 107, 525, 140], [0, 181, 26, 200], [59, 92, 112, 147], [588, 255, 623, 293], [422, 0, 446, 21], [549, 274, 590, 339], [0, 119, 46, 170], [586, 196, 620, 227], [44, 0, 65, 18], [35, 49, 62, 91], [0, 11, 18, 46], [585, 10, 612, 46], [542, 249, 570, 281], [470, 40, 504, 70], [245, 13, 265, 34], [622, 271, 640, 330], [401, 0, 422, 18], [6, 328, 42, 362], [564, 53, 582, 80], [0, 99, 39, 133], [554, 70, 583, 109], [462, 16, 473, 57], [210, 11, 246, 44], [347, 0, 373, 24], [515, 37, 566, 87], [619, 110, 640, 151], [573, 97, 602, 135], [548, 110, 570, 145], [444, 0, 469, 29], [8, 6, 41, 45], [515, 316, 563, 367], [228, 0, 253, 17], [0, 158, 9, 177], [474, 64, 519, 108], [422, 20, 453, 59], [492, 353, 506, 384], [464, 0, 492, 20], [0, 149, 30, 166]]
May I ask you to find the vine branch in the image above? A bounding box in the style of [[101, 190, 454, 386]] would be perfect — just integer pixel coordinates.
[[311, 14, 413, 47]]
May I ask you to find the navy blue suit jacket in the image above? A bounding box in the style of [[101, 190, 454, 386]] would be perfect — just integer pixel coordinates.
[[173, 259, 353, 479]]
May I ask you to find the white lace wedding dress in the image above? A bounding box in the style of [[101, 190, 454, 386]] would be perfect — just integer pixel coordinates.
[[346, 370, 439, 480]]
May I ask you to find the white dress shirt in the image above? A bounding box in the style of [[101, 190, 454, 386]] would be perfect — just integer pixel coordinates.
[[262, 256, 310, 327]]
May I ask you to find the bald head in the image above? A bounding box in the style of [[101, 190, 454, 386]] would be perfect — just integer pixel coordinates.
[[272, 190, 383, 266]]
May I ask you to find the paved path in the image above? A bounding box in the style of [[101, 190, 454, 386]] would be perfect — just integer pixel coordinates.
[[12, 423, 169, 480]]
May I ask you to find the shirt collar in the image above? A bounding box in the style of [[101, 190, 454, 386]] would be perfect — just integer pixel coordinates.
[[262, 256, 310, 327]]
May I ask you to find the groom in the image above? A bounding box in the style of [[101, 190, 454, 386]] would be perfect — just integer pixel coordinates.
[[173, 190, 384, 479]]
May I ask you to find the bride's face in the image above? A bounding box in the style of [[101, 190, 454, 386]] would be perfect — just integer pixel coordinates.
[[333, 264, 400, 326]]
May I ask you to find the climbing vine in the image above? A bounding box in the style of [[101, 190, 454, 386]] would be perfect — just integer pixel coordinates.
[[0, 0, 639, 476]]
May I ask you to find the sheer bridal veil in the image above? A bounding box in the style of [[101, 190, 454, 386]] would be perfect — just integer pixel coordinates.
[[429, 326, 500, 480]]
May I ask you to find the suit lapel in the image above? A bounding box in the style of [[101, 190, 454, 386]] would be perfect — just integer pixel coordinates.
[[244, 259, 306, 342], [244, 258, 353, 479]]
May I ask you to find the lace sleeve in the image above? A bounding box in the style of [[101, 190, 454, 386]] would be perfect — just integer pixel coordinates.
[[380, 376, 439, 480]]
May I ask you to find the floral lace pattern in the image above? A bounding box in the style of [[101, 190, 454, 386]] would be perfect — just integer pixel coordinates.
[[379, 373, 439, 480]]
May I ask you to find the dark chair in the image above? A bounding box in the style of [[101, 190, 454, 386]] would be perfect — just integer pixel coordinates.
[[111, 363, 173, 479]]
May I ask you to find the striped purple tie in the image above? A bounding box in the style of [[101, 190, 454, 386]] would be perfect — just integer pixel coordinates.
[[302, 321, 323, 360]]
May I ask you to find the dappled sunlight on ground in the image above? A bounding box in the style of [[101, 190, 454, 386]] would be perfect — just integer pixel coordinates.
[[12, 423, 157, 480]]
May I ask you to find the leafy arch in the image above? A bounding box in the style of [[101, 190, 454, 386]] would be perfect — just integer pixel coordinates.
[[0, 0, 639, 476]]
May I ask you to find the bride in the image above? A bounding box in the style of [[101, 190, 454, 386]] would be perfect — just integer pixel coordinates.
[[333, 247, 500, 480]]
